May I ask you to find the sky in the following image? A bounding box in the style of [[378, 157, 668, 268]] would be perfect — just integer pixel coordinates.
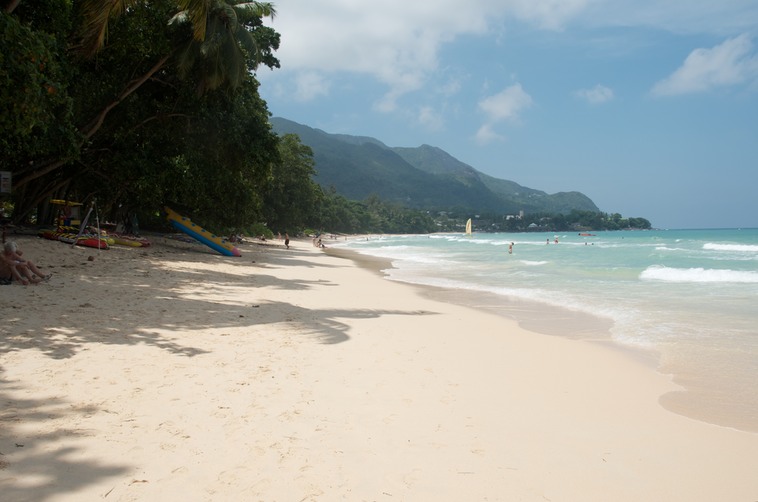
[[255, 0, 758, 229]]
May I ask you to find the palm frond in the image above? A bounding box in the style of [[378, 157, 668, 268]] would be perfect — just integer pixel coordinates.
[[234, 28, 259, 62], [174, 39, 199, 78], [220, 37, 246, 88], [176, 0, 276, 93], [199, 15, 224, 55], [218, 3, 239, 30], [234, 2, 276, 19], [176, 0, 212, 41], [77, 0, 136, 56], [199, 33, 223, 57], [168, 10, 190, 26]]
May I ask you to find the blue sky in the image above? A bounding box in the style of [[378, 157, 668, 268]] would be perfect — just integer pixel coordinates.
[[256, 1, 758, 229]]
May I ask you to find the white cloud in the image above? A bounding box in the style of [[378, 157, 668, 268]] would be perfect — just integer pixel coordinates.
[[583, 1, 758, 36], [479, 83, 533, 122], [264, 0, 588, 108], [652, 34, 758, 96], [261, 1, 758, 110], [417, 106, 445, 131], [574, 84, 614, 104], [293, 72, 331, 102], [509, 0, 592, 30], [476, 83, 533, 144], [438, 76, 463, 97], [475, 124, 504, 145], [267, 1, 488, 107]]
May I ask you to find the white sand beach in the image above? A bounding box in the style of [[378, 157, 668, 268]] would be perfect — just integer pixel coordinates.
[[1, 234, 757, 501]]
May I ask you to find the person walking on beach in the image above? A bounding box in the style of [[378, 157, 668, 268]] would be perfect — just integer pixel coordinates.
[[284, 232, 290, 249]]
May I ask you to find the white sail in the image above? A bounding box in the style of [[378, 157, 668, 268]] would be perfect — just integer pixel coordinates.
[[465, 218, 472, 235]]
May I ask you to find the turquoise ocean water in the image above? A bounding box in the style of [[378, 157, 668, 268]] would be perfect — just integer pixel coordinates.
[[333, 228, 758, 432]]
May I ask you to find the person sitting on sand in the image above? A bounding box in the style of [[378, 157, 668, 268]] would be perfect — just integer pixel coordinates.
[[3, 241, 51, 285], [0, 251, 21, 284], [1, 248, 37, 285]]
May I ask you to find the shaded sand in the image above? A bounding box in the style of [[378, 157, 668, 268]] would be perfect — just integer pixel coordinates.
[[1, 233, 757, 501]]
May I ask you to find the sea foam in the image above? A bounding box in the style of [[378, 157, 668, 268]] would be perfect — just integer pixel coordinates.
[[703, 243, 758, 253], [640, 266, 758, 283]]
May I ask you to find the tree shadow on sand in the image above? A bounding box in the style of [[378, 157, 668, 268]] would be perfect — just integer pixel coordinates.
[[0, 247, 417, 356], [0, 372, 130, 502], [0, 238, 437, 499], [1, 241, 432, 356], [236, 300, 435, 345]]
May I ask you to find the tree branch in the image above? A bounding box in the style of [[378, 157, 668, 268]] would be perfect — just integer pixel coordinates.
[[14, 55, 172, 190], [81, 54, 171, 139], [125, 113, 194, 137], [14, 158, 69, 190]]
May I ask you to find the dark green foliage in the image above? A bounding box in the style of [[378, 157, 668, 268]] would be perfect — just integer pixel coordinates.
[[172, 1, 280, 93], [3, 0, 282, 232], [262, 134, 320, 232], [75, 74, 279, 233], [0, 9, 79, 174], [462, 210, 652, 233], [313, 191, 436, 234]]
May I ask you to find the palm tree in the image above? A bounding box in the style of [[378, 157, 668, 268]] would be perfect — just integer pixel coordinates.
[[75, 0, 275, 136], [172, 1, 277, 93], [16, 0, 278, 189], [77, 0, 275, 58], [77, 0, 212, 57]]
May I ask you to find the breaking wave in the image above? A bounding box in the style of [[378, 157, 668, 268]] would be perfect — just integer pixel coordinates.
[[640, 266, 758, 283], [703, 243, 758, 253]]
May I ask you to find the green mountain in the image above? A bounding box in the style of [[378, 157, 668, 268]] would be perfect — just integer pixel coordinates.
[[270, 117, 599, 215]]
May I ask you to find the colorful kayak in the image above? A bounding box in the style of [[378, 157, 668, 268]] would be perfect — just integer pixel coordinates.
[[111, 234, 151, 247], [39, 229, 110, 249]]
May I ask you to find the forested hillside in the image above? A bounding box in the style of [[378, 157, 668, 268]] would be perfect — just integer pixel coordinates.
[[270, 118, 600, 215]]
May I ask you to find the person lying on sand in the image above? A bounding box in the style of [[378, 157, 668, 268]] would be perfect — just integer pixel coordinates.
[[2, 241, 51, 285]]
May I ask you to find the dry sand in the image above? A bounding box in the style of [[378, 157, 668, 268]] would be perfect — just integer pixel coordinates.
[[1, 233, 757, 501]]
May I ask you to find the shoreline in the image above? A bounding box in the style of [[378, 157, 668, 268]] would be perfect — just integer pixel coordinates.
[[327, 245, 657, 361], [327, 241, 758, 433], [2, 234, 757, 500]]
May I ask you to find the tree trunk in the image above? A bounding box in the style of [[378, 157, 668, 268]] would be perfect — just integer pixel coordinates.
[[4, 0, 21, 14]]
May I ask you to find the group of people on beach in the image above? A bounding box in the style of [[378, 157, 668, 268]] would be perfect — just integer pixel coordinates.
[[312, 234, 328, 248], [0, 241, 51, 286]]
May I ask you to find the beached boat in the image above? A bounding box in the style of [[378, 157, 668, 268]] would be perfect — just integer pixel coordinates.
[[164, 207, 240, 257], [39, 229, 110, 249], [110, 234, 151, 247]]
